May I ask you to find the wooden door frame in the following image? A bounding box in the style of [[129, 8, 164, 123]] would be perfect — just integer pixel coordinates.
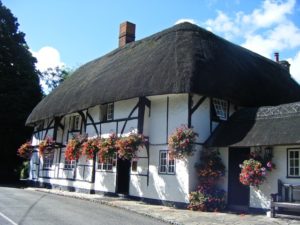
[[116, 158, 131, 195]]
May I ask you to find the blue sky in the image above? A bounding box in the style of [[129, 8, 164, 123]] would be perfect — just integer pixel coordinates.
[[3, 0, 300, 82]]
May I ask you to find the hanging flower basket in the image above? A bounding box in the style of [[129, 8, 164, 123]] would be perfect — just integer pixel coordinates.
[[239, 159, 266, 188], [18, 142, 33, 159], [38, 137, 55, 157], [81, 137, 101, 160], [98, 133, 118, 162], [239, 148, 276, 188], [116, 133, 146, 160], [168, 125, 198, 159], [65, 135, 87, 161]]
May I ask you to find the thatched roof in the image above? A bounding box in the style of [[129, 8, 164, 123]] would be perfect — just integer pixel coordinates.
[[205, 102, 300, 147], [26, 22, 300, 125]]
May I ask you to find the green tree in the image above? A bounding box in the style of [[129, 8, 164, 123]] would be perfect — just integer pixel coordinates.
[[40, 66, 73, 94], [0, 1, 42, 182]]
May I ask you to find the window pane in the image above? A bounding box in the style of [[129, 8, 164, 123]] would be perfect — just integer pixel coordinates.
[[295, 168, 299, 176], [132, 161, 138, 172], [212, 99, 228, 120], [168, 165, 174, 173], [288, 150, 300, 176], [98, 156, 113, 171], [161, 165, 166, 173], [64, 158, 75, 169], [107, 103, 114, 120], [159, 151, 167, 173]]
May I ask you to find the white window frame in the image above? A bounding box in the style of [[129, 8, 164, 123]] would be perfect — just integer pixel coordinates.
[[212, 98, 228, 120], [159, 151, 175, 174], [107, 103, 114, 121], [43, 151, 54, 169], [64, 158, 76, 169], [97, 155, 115, 171], [288, 149, 300, 177]]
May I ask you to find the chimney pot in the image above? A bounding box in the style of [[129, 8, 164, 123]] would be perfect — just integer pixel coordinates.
[[119, 21, 136, 47], [274, 52, 279, 62]]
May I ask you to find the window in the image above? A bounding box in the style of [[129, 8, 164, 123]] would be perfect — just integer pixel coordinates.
[[98, 155, 115, 171], [107, 103, 114, 121], [64, 158, 76, 169], [43, 151, 54, 169], [100, 103, 114, 121], [132, 161, 138, 172], [212, 98, 228, 121], [70, 115, 80, 130], [288, 149, 300, 177], [159, 151, 175, 174]]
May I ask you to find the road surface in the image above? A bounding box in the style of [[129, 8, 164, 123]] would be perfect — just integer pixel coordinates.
[[0, 186, 169, 225]]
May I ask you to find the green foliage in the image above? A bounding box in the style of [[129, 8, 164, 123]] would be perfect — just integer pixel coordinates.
[[20, 161, 30, 179], [188, 149, 226, 212], [0, 1, 42, 181], [188, 186, 226, 212], [40, 66, 73, 94]]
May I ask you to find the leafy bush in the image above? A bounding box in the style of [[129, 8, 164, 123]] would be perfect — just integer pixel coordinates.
[[188, 149, 226, 212], [20, 161, 30, 179]]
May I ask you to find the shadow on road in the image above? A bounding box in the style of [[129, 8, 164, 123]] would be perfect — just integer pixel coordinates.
[[0, 180, 29, 189]]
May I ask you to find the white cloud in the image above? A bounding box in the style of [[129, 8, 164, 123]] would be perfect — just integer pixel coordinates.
[[205, 11, 240, 39], [31, 46, 65, 93], [175, 18, 198, 25], [205, 0, 298, 41], [242, 0, 295, 28], [204, 0, 300, 80], [288, 51, 300, 82], [31, 46, 64, 72], [242, 21, 300, 57]]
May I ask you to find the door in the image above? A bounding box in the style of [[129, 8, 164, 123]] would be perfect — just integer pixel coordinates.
[[116, 158, 131, 195], [228, 147, 250, 208]]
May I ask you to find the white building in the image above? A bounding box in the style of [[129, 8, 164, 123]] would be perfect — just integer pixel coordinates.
[[26, 22, 300, 210]]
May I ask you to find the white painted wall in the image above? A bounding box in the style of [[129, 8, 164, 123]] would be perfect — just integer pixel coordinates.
[[129, 94, 190, 203], [218, 145, 300, 210], [114, 98, 138, 119], [30, 94, 233, 204], [129, 145, 190, 203], [148, 95, 168, 144]]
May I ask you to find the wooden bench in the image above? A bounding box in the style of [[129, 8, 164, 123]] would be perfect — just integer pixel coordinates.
[[270, 180, 300, 218]]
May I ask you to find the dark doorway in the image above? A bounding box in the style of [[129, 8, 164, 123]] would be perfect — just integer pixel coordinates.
[[116, 158, 131, 194], [228, 147, 250, 209]]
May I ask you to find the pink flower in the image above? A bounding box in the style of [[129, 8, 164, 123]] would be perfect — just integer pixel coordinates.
[[267, 161, 272, 168]]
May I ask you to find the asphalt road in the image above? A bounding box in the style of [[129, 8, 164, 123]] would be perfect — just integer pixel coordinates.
[[0, 186, 169, 225]]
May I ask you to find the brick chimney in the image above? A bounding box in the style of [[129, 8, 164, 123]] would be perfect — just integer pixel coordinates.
[[119, 21, 135, 47], [274, 52, 279, 62], [274, 52, 290, 73]]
